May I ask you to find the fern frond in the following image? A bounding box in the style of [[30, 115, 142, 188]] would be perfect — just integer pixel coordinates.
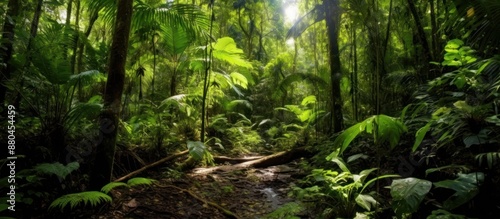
[[49, 191, 111, 211], [127, 177, 156, 187], [101, 182, 129, 194], [34, 162, 80, 180]]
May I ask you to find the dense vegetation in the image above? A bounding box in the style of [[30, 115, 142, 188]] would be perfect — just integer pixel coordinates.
[[1, 0, 499, 218]]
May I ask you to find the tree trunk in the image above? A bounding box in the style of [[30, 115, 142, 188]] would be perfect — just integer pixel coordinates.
[[192, 147, 313, 174], [70, 0, 81, 75], [90, 0, 133, 190], [13, 0, 43, 109], [325, 0, 343, 133], [0, 0, 20, 111], [407, 0, 432, 79]]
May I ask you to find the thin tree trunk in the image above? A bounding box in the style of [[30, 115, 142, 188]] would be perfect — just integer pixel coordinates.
[[0, 0, 20, 111], [353, 27, 358, 121], [325, 0, 343, 133], [407, 0, 432, 79], [70, 0, 81, 75], [90, 0, 133, 190], [13, 0, 43, 110], [201, 2, 215, 142], [76, 11, 98, 73], [152, 33, 156, 98], [430, 0, 439, 77], [63, 0, 74, 60]]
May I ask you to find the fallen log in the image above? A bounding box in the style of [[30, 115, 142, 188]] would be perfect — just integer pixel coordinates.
[[212, 155, 263, 164], [114, 150, 189, 182], [192, 147, 312, 174]]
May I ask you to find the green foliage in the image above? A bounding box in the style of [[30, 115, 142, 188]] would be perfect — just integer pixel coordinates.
[[49, 191, 112, 211], [293, 157, 399, 218], [441, 39, 477, 67], [33, 162, 79, 180], [412, 41, 500, 152], [212, 37, 253, 68], [433, 172, 484, 210], [263, 202, 303, 219], [475, 152, 500, 169], [50, 177, 156, 211], [390, 178, 432, 217], [100, 182, 128, 194], [187, 141, 206, 161], [126, 177, 156, 187], [327, 114, 407, 158], [427, 209, 467, 219]]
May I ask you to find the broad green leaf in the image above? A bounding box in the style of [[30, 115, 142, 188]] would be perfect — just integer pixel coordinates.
[[212, 37, 252, 68], [413, 122, 432, 152], [187, 141, 206, 161], [330, 157, 351, 173], [453, 101, 472, 112], [355, 194, 378, 211], [425, 165, 470, 176], [433, 172, 484, 210], [391, 178, 432, 217], [445, 39, 464, 49], [301, 95, 317, 106], [453, 75, 466, 89]]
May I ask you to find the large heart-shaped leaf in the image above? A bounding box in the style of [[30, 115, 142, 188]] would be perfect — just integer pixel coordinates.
[[390, 178, 432, 217], [433, 172, 484, 210]]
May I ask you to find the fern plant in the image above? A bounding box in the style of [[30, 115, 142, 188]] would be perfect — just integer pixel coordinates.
[[293, 157, 399, 218], [49, 177, 156, 211]]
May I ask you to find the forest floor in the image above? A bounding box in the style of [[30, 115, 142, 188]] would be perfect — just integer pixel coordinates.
[[94, 159, 306, 219]]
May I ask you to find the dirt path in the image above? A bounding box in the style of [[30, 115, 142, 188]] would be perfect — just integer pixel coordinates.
[[95, 161, 305, 218]]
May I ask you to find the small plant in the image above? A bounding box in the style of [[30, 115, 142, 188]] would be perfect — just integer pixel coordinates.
[[263, 202, 303, 219], [0, 161, 80, 213], [293, 157, 399, 218], [49, 177, 156, 211]]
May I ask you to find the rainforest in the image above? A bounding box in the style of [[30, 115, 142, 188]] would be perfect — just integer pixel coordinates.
[[1, 0, 500, 218]]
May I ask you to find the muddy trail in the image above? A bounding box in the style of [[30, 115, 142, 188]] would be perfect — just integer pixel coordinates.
[[94, 160, 307, 219]]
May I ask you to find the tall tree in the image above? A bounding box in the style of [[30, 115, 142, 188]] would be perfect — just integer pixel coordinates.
[[0, 0, 20, 111], [286, 0, 344, 133], [90, 0, 133, 190], [325, 0, 343, 133]]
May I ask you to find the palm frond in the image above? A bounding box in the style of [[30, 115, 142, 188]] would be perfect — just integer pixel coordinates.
[[64, 102, 103, 131], [450, 0, 500, 55], [66, 70, 106, 87], [161, 21, 193, 56]]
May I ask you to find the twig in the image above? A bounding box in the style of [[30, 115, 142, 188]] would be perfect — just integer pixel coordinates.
[[114, 150, 189, 182]]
